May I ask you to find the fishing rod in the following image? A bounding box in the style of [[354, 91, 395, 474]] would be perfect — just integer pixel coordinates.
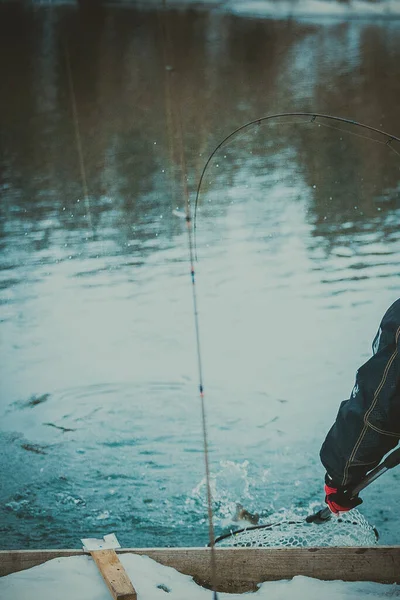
[[193, 112, 400, 259], [158, 3, 219, 598]]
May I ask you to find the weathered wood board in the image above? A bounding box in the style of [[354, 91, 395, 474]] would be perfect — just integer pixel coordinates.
[[90, 549, 137, 600], [1, 547, 399, 593]]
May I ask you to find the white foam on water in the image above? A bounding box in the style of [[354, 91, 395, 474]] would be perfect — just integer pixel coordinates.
[[189, 459, 258, 526], [25, 0, 400, 18], [0, 553, 399, 599], [227, 0, 400, 19]]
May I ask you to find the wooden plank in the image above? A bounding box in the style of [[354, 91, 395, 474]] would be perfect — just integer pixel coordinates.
[[90, 549, 136, 600], [1, 547, 399, 592]]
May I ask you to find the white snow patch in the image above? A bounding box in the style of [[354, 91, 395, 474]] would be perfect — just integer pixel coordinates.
[[0, 553, 399, 599]]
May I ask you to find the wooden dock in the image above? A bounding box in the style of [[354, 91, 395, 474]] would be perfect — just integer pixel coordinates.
[[1, 546, 400, 593]]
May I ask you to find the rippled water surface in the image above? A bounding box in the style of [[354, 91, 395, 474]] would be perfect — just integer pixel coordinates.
[[0, 2, 400, 549]]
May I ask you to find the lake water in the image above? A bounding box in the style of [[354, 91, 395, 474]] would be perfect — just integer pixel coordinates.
[[0, 1, 399, 550]]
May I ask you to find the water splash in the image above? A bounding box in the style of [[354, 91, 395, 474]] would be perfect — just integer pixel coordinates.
[[189, 460, 258, 525]]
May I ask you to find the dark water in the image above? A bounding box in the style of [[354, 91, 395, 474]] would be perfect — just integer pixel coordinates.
[[0, 2, 399, 550]]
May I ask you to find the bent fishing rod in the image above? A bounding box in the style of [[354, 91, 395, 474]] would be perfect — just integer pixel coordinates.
[[193, 112, 400, 259]]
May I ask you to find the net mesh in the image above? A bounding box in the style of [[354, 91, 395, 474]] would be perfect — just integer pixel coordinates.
[[215, 509, 378, 547]]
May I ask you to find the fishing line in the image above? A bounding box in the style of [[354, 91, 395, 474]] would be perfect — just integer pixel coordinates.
[[313, 119, 389, 145], [387, 142, 400, 159], [159, 4, 219, 598], [157, 10, 180, 210], [193, 112, 400, 258], [64, 41, 93, 231]]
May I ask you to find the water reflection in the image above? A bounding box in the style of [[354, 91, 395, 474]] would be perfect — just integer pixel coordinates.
[[0, 3, 399, 548], [1, 7, 399, 258]]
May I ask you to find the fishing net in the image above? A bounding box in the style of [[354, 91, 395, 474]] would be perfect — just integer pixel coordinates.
[[214, 509, 378, 548]]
